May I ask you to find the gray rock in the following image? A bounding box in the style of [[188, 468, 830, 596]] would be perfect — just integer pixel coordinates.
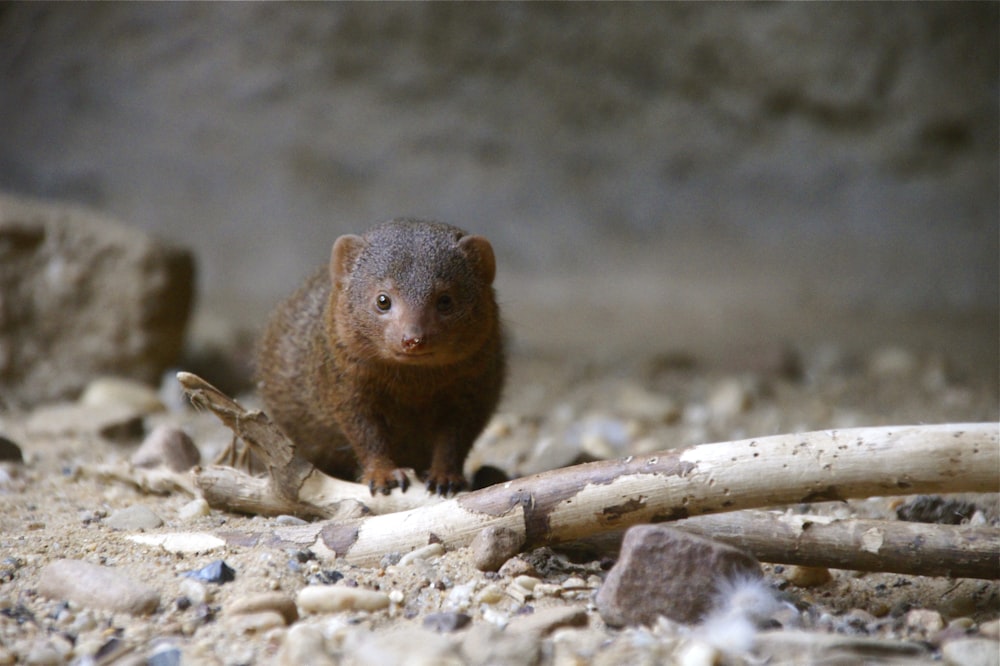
[[596, 524, 762, 626], [105, 505, 164, 531], [422, 611, 471, 633], [0, 194, 194, 408], [470, 525, 525, 572], [37, 559, 160, 615], [131, 425, 201, 472]]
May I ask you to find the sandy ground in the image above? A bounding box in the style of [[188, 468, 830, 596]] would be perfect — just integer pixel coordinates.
[[0, 273, 997, 665]]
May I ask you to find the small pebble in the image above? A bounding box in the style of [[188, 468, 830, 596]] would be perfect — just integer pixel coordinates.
[[905, 608, 945, 635], [978, 618, 1000, 639], [25, 638, 71, 666], [228, 592, 298, 624], [177, 498, 211, 521], [498, 556, 536, 578], [80, 376, 165, 413], [470, 525, 525, 572], [183, 560, 236, 584], [296, 585, 390, 614], [507, 605, 588, 638], [941, 638, 1000, 666], [508, 575, 541, 603], [460, 623, 540, 665], [90, 637, 128, 663], [349, 626, 459, 665], [105, 505, 164, 531], [783, 565, 832, 588], [397, 542, 444, 566], [275, 514, 309, 526], [948, 617, 975, 631], [147, 644, 182, 666], [132, 425, 201, 472], [838, 608, 875, 634], [128, 532, 226, 553], [445, 582, 476, 612], [179, 578, 210, 605], [68, 609, 97, 633], [423, 611, 472, 633], [227, 610, 286, 634], [707, 378, 753, 420], [614, 384, 680, 423], [278, 625, 336, 666], [677, 640, 721, 666], [37, 559, 160, 615], [474, 583, 505, 605]]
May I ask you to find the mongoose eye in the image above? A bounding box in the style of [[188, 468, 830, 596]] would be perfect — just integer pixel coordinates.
[[375, 293, 392, 312], [436, 293, 454, 314]]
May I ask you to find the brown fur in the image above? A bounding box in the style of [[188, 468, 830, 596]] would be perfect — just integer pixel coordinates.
[[256, 218, 505, 495]]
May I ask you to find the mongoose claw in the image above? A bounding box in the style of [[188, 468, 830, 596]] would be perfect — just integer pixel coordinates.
[[425, 473, 468, 497], [365, 467, 410, 496]]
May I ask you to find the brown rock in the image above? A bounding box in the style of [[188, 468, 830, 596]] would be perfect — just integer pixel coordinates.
[[470, 525, 525, 572], [0, 194, 194, 408], [595, 524, 762, 626], [132, 425, 201, 472], [783, 565, 833, 588]]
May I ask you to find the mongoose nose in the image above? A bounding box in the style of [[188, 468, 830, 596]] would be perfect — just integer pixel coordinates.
[[401, 335, 425, 352]]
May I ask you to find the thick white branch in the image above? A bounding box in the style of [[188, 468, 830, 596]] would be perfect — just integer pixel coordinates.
[[312, 423, 998, 566]]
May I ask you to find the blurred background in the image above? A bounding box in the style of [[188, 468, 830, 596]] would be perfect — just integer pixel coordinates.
[[1, 2, 996, 371]]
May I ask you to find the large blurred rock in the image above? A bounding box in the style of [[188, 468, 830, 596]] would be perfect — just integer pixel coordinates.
[[0, 194, 194, 407]]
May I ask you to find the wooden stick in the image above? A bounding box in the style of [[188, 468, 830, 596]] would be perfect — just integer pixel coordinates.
[[179, 372, 443, 517], [308, 423, 998, 566], [678, 511, 1000, 579], [177, 373, 998, 573], [565, 511, 1000, 580]]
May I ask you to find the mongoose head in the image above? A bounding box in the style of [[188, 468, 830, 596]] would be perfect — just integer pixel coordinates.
[[330, 218, 497, 366]]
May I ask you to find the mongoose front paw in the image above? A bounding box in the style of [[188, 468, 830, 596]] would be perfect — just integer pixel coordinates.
[[425, 471, 468, 497], [363, 467, 410, 496]]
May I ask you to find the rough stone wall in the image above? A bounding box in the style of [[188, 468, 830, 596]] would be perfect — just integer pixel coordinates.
[[0, 3, 996, 314]]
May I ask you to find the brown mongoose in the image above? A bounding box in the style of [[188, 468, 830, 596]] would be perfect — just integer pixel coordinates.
[[256, 218, 505, 495]]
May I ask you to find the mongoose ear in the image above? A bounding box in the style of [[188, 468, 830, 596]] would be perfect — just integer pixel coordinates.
[[458, 235, 496, 285], [330, 234, 366, 289]]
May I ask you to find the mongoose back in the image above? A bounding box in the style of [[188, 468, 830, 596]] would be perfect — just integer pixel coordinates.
[[256, 218, 505, 495]]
